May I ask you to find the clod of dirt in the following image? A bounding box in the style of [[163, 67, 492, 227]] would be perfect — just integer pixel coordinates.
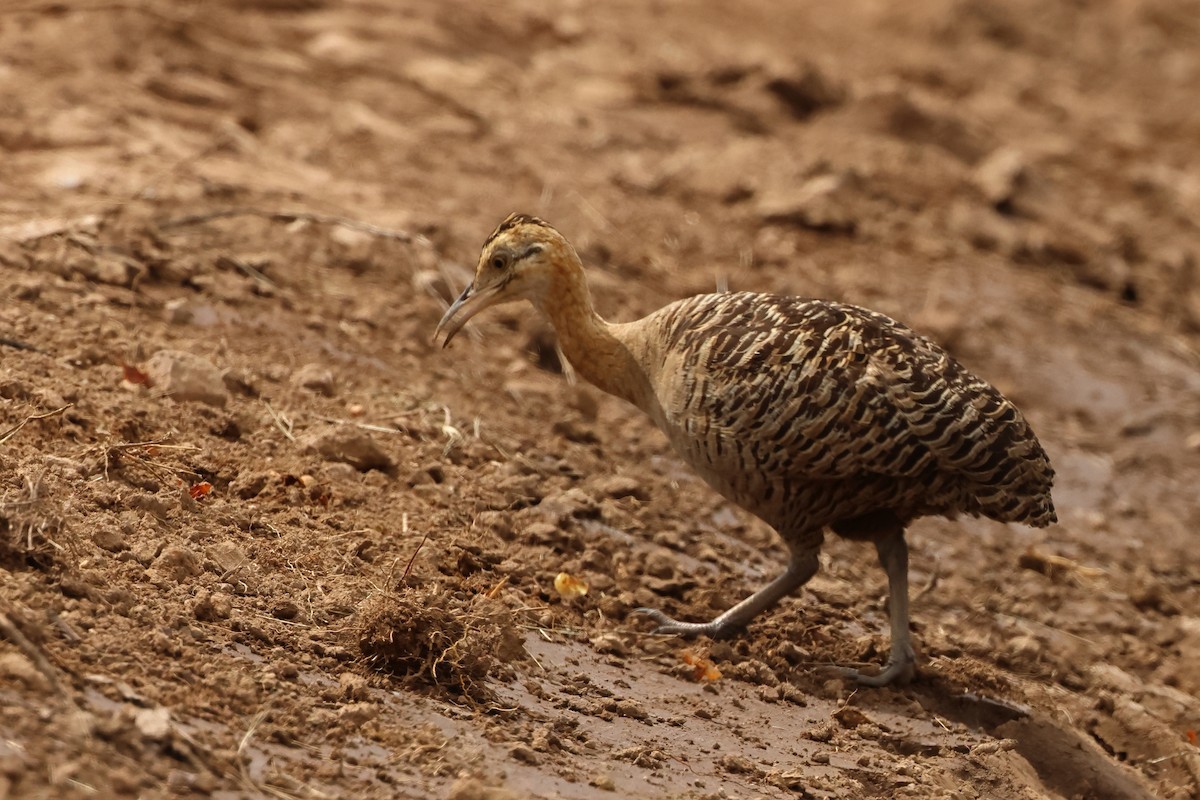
[[856, 88, 989, 163], [144, 350, 228, 407], [191, 589, 232, 622], [446, 778, 526, 800], [996, 716, 1156, 800], [973, 147, 1028, 209], [355, 584, 524, 702], [147, 544, 201, 583], [757, 171, 862, 234], [0, 652, 51, 691], [764, 60, 845, 120], [303, 427, 395, 473], [591, 474, 650, 502], [291, 363, 336, 397]]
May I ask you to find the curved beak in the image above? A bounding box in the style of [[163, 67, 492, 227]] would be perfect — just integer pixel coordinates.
[[434, 282, 500, 348]]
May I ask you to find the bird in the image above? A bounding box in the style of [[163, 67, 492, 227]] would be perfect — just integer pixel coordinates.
[[435, 213, 1056, 686]]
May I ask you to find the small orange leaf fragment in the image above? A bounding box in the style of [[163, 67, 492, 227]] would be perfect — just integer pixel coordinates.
[[188, 481, 213, 500], [122, 363, 153, 387], [1187, 729, 1197, 746], [682, 650, 722, 682], [553, 572, 588, 599]]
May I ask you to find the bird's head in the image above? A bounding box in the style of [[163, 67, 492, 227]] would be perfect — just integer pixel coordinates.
[[435, 213, 575, 347]]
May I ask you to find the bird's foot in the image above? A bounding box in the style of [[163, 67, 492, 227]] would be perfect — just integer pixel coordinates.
[[833, 656, 917, 687], [633, 607, 741, 639]]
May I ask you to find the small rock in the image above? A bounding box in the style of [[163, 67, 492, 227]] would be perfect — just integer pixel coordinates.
[[206, 541, 249, 576], [973, 147, 1028, 208], [134, 706, 172, 740], [92, 526, 128, 552], [0, 380, 31, 400], [128, 494, 171, 520], [509, 743, 539, 765], [804, 720, 837, 742], [536, 488, 597, 523], [306, 30, 379, 68], [764, 60, 845, 120], [446, 778, 522, 800], [834, 705, 872, 728], [231, 472, 269, 499], [164, 298, 221, 327], [718, 753, 758, 775], [192, 589, 233, 622], [222, 367, 259, 397], [337, 702, 376, 726], [589, 773, 616, 791], [145, 350, 228, 407], [131, 539, 163, 567], [338, 671, 370, 702], [150, 545, 201, 583], [272, 600, 300, 620], [613, 699, 647, 720], [589, 632, 632, 656], [1007, 634, 1042, 661], [592, 474, 650, 501], [859, 88, 988, 162], [303, 428, 394, 473], [292, 363, 336, 396], [758, 171, 861, 234], [642, 551, 676, 580], [551, 419, 598, 444], [86, 254, 144, 288], [0, 652, 49, 691]]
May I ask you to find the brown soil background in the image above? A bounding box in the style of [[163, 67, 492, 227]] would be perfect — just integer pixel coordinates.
[[2, 1, 1200, 798]]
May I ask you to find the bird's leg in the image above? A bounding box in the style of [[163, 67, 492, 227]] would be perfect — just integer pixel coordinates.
[[636, 551, 819, 639], [840, 531, 917, 686]]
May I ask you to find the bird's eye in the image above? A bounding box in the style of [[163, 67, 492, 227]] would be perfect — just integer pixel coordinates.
[[490, 254, 508, 270]]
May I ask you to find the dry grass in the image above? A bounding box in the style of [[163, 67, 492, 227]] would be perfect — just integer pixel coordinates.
[[355, 582, 525, 703]]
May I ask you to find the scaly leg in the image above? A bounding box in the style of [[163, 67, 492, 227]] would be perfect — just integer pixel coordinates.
[[840, 531, 917, 686], [636, 550, 819, 639]]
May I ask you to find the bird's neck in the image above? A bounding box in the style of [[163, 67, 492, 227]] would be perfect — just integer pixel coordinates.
[[534, 262, 649, 408]]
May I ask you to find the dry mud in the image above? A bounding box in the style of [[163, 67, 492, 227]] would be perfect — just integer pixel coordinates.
[[2, 1, 1200, 798]]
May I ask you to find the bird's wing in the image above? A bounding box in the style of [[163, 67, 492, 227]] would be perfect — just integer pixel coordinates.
[[655, 295, 1049, 494]]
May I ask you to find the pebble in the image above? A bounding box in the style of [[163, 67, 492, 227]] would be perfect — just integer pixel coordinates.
[[764, 60, 845, 120], [191, 589, 232, 622], [973, 147, 1028, 207], [757, 171, 861, 234], [145, 349, 228, 407], [509, 743, 539, 765], [92, 526, 128, 552], [589, 773, 616, 791], [149, 545, 201, 582], [133, 706, 172, 740], [303, 428, 395, 473], [0, 653, 49, 692], [292, 363, 336, 396], [205, 541, 249, 575], [592, 474, 650, 501]]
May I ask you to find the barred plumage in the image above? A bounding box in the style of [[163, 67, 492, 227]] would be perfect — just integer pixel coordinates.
[[437, 214, 1056, 686]]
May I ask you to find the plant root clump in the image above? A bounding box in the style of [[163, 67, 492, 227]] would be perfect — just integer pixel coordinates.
[[355, 582, 525, 703]]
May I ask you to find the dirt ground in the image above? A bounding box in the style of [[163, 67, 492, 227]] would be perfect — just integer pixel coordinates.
[[2, 1, 1200, 798]]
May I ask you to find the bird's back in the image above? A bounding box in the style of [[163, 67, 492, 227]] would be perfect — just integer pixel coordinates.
[[618, 292, 1056, 535]]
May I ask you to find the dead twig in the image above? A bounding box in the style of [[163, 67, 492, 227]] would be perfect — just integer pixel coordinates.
[[0, 404, 72, 447], [400, 513, 428, 584], [157, 207, 431, 248], [80, 438, 200, 484], [0, 337, 40, 353], [263, 402, 295, 442]]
